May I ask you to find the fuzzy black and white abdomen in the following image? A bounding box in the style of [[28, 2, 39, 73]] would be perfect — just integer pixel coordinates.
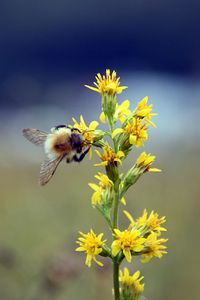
[[44, 127, 73, 159]]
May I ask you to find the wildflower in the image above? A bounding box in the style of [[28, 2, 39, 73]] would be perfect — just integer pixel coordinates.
[[85, 69, 128, 95], [136, 152, 161, 173], [137, 209, 166, 234], [123, 209, 166, 235], [112, 117, 149, 152], [135, 96, 157, 127], [95, 144, 124, 167], [124, 118, 149, 148], [88, 172, 113, 206], [76, 230, 106, 267], [142, 232, 168, 263], [120, 152, 160, 197], [71, 115, 100, 158], [112, 228, 145, 262], [119, 267, 144, 297], [115, 99, 131, 123]]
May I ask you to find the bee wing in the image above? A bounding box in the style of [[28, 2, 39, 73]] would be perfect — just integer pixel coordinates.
[[23, 128, 48, 145], [39, 155, 65, 186]]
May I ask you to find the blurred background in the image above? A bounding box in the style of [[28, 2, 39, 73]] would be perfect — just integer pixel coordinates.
[[0, 0, 199, 299]]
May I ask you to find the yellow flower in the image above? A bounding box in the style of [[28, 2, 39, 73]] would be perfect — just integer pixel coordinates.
[[135, 96, 157, 127], [136, 151, 161, 172], [88, 172, 113, 206], [72, 115, 99, 145], [76, 230, 106, 267], [112, 117, 149, 149], [142, 232, 168, 263], [112, 228, 145, 262], [115, 99, 131, 123], [137, 209, 167, 234], [85, 69, 128, 95], [95, 144, 124, 167], [71, 115, 99, 158], [119, 267, 144, 295], [124, 118, 148, 148]]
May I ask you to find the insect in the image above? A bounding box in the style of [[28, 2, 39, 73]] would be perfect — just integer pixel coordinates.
[[23, 125, 92, 186]]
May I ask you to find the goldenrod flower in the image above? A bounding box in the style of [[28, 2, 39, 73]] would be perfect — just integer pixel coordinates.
[[119, 267, 144, 296], [112, 117, 149, 150], [124, 118, 149, 147], [142, 232, 168, 263], [89, 172, 113, 206], [76, 230, 106, 267], [136, 151, 161, 172], [85, 69, 128, 95], [115, 99, 131, 123], [124, 209, 166, 235], [135, 96, 157, 127], [137, 209, 166, 234], [71, 115, 99, 158], [112, 228, 145, 262], [95, 144, 124, 167], [72, 115, 98, 144]]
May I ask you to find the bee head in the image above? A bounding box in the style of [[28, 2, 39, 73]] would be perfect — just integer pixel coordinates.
[[70, 133, 84, 153]]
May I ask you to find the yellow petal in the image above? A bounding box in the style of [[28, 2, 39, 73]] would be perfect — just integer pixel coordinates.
[[117, 150, 125, 158], [84, 85, 100, 93], [149, 168, 162, 172], [92, 192, 101, 205], [129, 134, 136, 144], [80, 115, 87, 128], [100, 112, 106, 123], [75, 247, 85, 252], [94, 161, 108, 167], [89, 121, 99, 130], [123, 210, 135, 224], [121, 99, 130, 109], [93, 257, 103, 267], [121, 197, 126, 205], [124, 250, 132, 263], [88, 147, 92, 159], [95, 149, 102, 158], [112, 128, 123, 138], [111, 241, 120, 257], [88, 183, 100, 191]]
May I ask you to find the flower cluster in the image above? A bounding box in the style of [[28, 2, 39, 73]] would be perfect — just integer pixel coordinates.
[[119, 268, 144, 300], [75, 70, 167, 300], [89, 172, 113, 206], [110, 210, 167, 264], [76, 229, 106, 267]]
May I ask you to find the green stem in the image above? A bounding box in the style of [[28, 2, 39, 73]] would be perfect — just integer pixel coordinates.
[[113, 183, 119, 228], [113, 258, 120, 300], [107, 113, 120, 299], [113, 176, 120, 299]]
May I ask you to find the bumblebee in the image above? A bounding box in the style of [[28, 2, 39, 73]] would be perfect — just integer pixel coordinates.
[[23, 125, 91, 186]]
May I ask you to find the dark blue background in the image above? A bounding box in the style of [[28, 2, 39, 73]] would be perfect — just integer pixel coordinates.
[[1, 0, 200, 108]]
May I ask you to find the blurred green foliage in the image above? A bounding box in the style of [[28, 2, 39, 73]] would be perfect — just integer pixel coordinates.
[[0, 142, 199, 300]]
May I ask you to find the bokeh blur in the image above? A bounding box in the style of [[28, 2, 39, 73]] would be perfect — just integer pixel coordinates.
[[0, 1, 200, 299]]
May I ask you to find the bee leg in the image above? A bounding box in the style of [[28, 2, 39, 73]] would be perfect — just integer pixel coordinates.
[[73, 147, 90, 162]]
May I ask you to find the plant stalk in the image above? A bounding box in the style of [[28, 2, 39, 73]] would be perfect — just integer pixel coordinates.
[[113, 172, 120, 299], [113, 258, 120, 300]]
